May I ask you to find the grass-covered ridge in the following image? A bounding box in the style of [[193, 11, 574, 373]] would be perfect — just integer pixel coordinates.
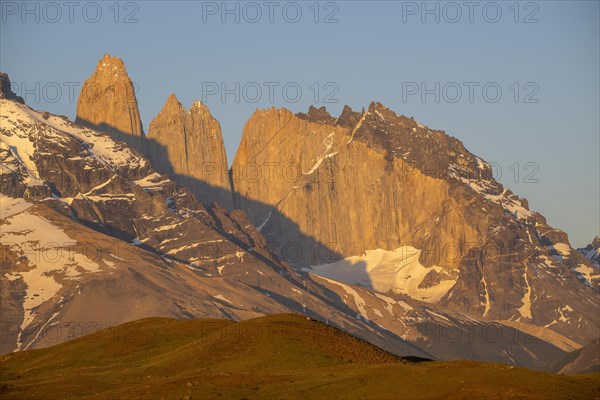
[[1, 313, 598, 399]]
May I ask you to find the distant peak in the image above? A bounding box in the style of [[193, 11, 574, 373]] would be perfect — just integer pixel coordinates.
[[368, 101, 392, 114], [101, 53, 121, 63], [250, 106, 293, 118], [166, 93, 181, 104], [336, 105, 362, 128], [0, 72, 25, 104], [340, 105, 354, 114], [94, 54, 127, 75], [157, 95, 213, 118], [191, 99, 208, 111], [296, 105, 335, 124], [158, 93, 185, 115]]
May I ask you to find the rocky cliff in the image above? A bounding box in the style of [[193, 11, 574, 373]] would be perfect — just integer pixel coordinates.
[[231, 103, 600, 346], [146, 94, 231, 208], [579, 236, 600, 266], [76, 55, 232, 208], [0, 73, 24, 104], [75, 54, 144, 151]]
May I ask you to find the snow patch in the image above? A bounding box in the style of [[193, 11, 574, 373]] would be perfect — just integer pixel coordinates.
[[135, 172, 170, 188], [552, 243, 571, 257], [0, 99, 146, 172], [313, 275, 369, 321], [1, 196, 33, 218], [481, 277, 491, 317], [0, 196, 102, 349], [212, 294, 232, 304], [572, 264, 597, 286], [257, 210, 273, 231], [311, 246, 456, 303], [517, 266, 532, 320]]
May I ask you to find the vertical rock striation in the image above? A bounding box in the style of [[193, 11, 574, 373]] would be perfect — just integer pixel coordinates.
[[75, 55, 232, 208], [146, 94, 232, 208], [231, 103, 599, 346], [75, 54, 144, 151]]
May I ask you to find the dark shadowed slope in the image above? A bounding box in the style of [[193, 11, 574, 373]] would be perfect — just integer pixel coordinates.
[[1, 314, 599, 400], [551, 339, 600, 374]]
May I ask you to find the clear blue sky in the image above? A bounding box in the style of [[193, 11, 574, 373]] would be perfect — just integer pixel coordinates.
[[2, 1, 598, 247]]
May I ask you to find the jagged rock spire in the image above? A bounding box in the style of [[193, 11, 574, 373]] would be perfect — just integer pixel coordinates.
[[76, 54, 144, 150], [146, 94, 232, 208]]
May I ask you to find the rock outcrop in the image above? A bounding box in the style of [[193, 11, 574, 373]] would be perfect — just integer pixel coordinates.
[[75, 54, 144, 151], [579, 236, 600, 266], [146, 94, 231, 208], [0, 72, 24, 103], [231, 103, 600, 346]]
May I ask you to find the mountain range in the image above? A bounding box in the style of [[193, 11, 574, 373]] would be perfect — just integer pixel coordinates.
[[1, 55, 598, 375]]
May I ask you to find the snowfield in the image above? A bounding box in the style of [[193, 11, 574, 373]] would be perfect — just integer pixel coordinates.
[[0, 195, 103, 349], [310, 246, 456, 303]]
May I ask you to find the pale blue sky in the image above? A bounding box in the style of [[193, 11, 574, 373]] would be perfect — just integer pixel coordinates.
[[1, 1, 598, 247]]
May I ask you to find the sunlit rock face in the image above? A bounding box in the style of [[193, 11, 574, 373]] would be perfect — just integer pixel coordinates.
[[146, 94, 232, 209], [76, 54, 144, 151], [231, 103, 600, 346], [0, 94, 580, 369]]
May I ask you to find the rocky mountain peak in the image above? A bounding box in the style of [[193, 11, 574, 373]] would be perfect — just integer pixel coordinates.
[[0, 72, 24, 104], [158, 93, 186, 115], [367, 101, 390, 114], [146, 94, 231, 208], [231, 100, 599, 347], [166, 92, 180, 103], [296, 105, 336, 124], [578, 236, 600, 266], [336, 105, 363, 128], [190, 99, 211, 114], [251, 106, 293, 120], [74, 56, 234, 210], [240, 107, 294, 141], [96, 53, 127, 74], [75, 54, 144, 150]]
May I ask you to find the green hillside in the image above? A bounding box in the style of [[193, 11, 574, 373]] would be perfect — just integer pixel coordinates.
[[1, 314, 598, 399]]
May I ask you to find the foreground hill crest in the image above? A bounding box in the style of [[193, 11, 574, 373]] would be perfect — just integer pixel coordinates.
[[3, 314, 598, 399]]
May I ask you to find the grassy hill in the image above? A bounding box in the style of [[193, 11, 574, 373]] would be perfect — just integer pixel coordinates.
[[1, 314, 598, 399]]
